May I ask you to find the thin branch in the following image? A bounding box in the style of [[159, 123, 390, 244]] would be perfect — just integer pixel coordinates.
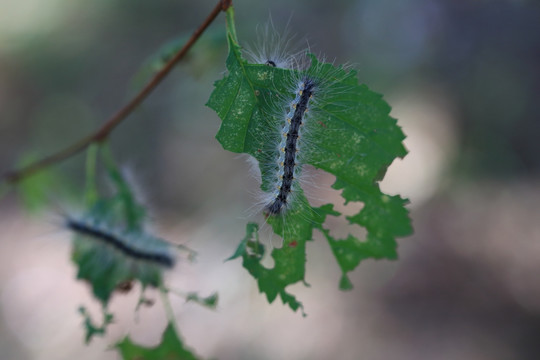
[[3, 0, 232, 185]]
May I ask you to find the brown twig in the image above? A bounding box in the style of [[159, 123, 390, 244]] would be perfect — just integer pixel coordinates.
[[3, 0, 232, 185]]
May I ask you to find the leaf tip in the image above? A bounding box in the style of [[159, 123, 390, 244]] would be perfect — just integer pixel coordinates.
[[339, 274, 354, 291]]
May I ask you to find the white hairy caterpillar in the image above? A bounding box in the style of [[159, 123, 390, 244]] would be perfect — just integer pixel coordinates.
[[260, 76, 315, 216], [244, 34, 351, 219], [66, 216, 176, 268]]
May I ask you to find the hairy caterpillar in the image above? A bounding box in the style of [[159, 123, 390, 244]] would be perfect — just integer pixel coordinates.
[[265, 77, 314, 215], [66, 217, 175, 268], [245, 36, 348, 218]]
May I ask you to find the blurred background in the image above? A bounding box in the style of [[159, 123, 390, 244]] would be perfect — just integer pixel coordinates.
[[1, 0, 540, 359]]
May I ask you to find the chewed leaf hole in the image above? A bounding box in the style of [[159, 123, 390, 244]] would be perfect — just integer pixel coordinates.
[[323, 200, 367, 241]]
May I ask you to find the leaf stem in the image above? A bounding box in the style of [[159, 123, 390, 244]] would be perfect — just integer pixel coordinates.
[[1, 0, 233, 188], [84, 144, 99, 207], [225, 6, 239, 44], [100, 143, 144, 230], [159, 285, 178, 329]]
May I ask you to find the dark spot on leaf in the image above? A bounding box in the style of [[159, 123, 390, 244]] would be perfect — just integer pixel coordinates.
[[116, 280, 134, 293]]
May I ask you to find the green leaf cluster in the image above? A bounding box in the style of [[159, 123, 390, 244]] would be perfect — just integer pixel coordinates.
[[71, 146, 171, 306], [68, 145, 183, 344]]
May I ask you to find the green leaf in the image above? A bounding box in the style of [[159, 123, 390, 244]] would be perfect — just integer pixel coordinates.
[[78, 306, 114, 344], [231, 205, 338, 315], [115, 323, 200, 360], [84, 144, 99, 207], [208, 8, 412, 311], [71, 147, 174, 305], [71, 197, 172, 305], [185, 292, 219, 309]]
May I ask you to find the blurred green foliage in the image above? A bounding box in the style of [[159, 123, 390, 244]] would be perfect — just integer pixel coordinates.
[[115, 323, 200, 360]]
